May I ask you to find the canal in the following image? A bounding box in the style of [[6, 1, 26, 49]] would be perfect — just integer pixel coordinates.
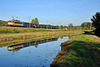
[[0, 36, 74, 67]]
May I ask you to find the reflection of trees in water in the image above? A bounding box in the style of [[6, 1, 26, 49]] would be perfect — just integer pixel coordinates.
[[68, 36, 76, 39], [60, 36, 76, 40]]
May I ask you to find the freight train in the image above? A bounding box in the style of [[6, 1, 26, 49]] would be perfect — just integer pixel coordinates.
[[8, 20, 58, 29]]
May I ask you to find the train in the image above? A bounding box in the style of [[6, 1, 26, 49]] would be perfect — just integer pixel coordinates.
[[8, 20, 58, 29]]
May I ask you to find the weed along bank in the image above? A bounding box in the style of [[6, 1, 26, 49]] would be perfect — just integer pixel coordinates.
[[51, 34, 100, 67]]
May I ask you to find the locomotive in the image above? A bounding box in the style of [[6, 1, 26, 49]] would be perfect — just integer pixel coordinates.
[[8, 20, 58, 29]]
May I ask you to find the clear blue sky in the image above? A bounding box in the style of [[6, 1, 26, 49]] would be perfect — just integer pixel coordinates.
[[0, 0, 100, 26]]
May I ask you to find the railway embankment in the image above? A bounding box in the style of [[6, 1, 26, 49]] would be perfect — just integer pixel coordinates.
[[51, 34, 100, 67]]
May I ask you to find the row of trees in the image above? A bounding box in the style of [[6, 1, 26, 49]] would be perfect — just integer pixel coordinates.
[[57, 12, 100, 36], [81, 22, 92, 30], [31, 18, 39, 24], [57, 22, 94, 30]]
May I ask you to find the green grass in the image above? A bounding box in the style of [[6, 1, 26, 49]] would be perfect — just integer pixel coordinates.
[[0, 29, 84, 47], [0, 30, 83, 38], [0, 27, 91, 33], [0, 27, 91, 48], [0, 27, 66, 33], [51, 34, 100, 67], [0, 27, 84, 42]]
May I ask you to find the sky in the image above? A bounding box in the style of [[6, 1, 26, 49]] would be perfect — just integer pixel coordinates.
[[0, 0, 100, 26]]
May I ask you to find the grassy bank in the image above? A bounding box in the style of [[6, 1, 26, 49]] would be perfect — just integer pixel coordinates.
[[0, 27, 85, 42], [0, 27, 66, 33], [0, 27, 85, 47], [51, 34, 100, 67], [0, 30, 84, 41], [0, 27, 91, 33], [0, 35, 63, 47]]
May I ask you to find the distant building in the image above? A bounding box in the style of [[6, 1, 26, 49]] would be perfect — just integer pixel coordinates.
[[64, 28, 68, 30]]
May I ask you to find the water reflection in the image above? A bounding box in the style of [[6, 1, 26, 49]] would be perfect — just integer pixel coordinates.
[[68, 35, 76, 39], [0, 36, 75, 67], [8, 38, 58, 52], [60, 35, 76, 39]]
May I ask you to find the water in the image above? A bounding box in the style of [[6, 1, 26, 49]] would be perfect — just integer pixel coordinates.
[[0, 36, 72, 67]]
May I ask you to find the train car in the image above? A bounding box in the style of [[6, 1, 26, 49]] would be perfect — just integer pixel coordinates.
[[39, 24, 51, 29], [49, 25, 58, 29], [8, 20, 58, 29], [23, 22, 39, 28], [39, 24, 45, 28], [8, 20, 23, 27]]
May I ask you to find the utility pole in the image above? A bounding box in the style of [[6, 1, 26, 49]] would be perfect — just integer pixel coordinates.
[[16, 17, 18, 20], [46, 20, 48, 29], [12, 16, 15, 20], [29, 16, 31, 28]]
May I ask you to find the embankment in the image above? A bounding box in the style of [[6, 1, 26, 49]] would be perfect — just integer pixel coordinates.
[[51, 34, 100, 67]]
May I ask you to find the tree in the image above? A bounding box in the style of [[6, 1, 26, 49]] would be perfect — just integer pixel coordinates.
[[68, 23, 73, 27], [91, 12, 100, 28], [88, 23, 92, 29], [68, 23, 73, 30], [81, 22, 92, 30], [0, 20, 5, 27], [31, 18, 39, 24], [35, 18, 39, 24], [31, 19, 35, 24], [61, 25, 64, 29], [91, 12, 100, 36], [57, 25, 60, 29]]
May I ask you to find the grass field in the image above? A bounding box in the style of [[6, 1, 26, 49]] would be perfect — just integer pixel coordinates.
[[0, 27, 85, 47], [0, 27, 66, 33], [51, 34, 100, 67]]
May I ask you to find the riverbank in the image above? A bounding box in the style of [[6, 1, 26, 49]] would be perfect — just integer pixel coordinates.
[[0, 30, 84, 42], [0, 27, 86, 47], [0, 32, 76, 47], [51, 34, 100, 67]]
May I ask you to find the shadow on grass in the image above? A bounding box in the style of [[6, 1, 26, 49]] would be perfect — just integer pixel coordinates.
[[84, 31, 94, 35], [51, 41, 100, 67]]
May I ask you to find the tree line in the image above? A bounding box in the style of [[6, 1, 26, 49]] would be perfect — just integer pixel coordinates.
[[57, 22, 94, 30], [57, 12, 100, 36]]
